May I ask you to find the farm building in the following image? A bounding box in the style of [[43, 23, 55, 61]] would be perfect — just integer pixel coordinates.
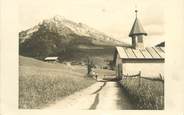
[[44, 56, 59, 63], [113, 10, 165, 79]]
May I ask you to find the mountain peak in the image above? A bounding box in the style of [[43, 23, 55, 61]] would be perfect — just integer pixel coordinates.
[[53, 15, 67, 21], [20, 16, 125, 45]]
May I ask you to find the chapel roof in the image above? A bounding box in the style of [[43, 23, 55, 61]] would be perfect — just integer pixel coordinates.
[[116, 46, 165, 59]]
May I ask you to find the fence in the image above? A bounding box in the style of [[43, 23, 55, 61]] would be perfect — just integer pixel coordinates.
[[121, 71, 164, 109], [122, 71, 164, 87]]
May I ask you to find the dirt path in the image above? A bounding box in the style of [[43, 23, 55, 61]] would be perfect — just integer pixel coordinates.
[[45, 80, 134, 110]]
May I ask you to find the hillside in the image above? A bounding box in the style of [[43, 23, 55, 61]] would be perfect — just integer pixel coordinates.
[[19, 56, 95, 109], [19, 16, 128, 60]]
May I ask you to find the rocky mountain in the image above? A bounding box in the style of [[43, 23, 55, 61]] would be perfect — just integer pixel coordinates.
[[19, 16, 123, 45], [19, 16, 127, 59]]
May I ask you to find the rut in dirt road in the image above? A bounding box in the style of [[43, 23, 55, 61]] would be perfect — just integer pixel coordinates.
[[89, 81, 133, 110], [45, 81, 134, 110]]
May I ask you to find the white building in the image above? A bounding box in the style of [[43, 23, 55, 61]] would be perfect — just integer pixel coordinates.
[[44, 56, 59, 63], [113, 10, 165, 79]]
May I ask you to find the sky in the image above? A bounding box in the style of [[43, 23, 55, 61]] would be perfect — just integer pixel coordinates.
[[18, 0, 165, 46]]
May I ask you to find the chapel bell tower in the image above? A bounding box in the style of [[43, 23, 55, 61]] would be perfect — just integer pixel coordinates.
[[129, 10, 147, 49]]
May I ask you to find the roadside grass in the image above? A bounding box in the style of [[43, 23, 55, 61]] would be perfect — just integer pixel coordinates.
[[19, 56, 95, 109], [121, 77, 164, 110]]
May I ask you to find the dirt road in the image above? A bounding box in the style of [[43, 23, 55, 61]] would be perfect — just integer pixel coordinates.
[[45, 81, 134, 110]]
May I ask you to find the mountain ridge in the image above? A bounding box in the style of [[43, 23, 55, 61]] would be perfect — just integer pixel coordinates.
[[19, 15, 124, 45], [19, 15, 129, 59]]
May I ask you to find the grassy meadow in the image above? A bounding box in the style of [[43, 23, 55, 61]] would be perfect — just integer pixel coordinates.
[[121, 77, 164, 110], [19, 56, 96, 109]]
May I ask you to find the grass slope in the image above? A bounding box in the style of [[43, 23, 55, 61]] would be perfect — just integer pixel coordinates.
[[19, 56, 95, 109]]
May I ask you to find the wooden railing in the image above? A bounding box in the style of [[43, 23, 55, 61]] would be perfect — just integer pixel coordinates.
[[102, 72, 164, 83], [122, 71, 164, 82], [121, 71, 164, 109]]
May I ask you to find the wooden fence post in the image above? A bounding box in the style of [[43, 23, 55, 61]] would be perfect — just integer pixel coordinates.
[[159, 73, 164, 109], [127, 73, 129, 85], [159, 73, 164, 94], [160, 96, 164, 109], [138, 71, 141, 87], [159, 73, 162, 80]]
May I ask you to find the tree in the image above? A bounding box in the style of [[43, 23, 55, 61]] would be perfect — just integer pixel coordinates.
[[87, 57, 95, 77]]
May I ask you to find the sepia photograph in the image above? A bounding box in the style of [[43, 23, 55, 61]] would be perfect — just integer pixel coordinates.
[[18, 0, 166, 110], [1, 0, 184, 114]]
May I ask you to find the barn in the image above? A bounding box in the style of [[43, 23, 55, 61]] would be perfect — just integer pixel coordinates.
[[44, 56, 59, 63], [113, 10, 165, 79]]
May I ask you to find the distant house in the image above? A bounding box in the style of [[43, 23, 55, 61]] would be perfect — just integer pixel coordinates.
[[44, 57, 59, 63], [113, 10, 165, 79]]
